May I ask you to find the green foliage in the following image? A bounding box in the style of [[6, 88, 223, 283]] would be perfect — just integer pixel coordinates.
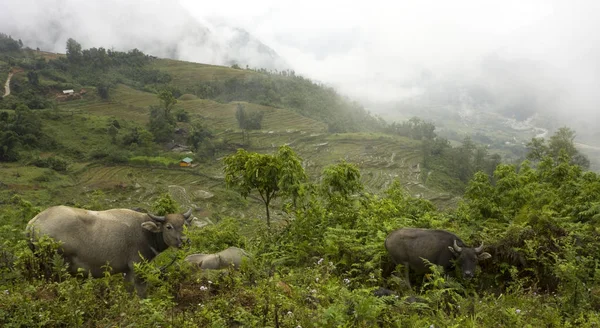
[[320, 160, 363, 201], [148, 90, 178, 142], [527, 127, 590, 169], [0, 33, 22, 53], [151, 193, 180, 215], [31, 156, 69, 172], [128, 156, 178, 167], [224, 145, 307, 227], [187, 121, 213, 153]]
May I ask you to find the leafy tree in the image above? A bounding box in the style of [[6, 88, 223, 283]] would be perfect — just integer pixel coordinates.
[[235, 103, 264, 143], [27, 71, 39, 86], [526, 127, 590, 169], [320, 161, 363, 201], [187, 122, 212, 152], [66, 38, 82, 63], [0, 130, 20, 161], [148, 91, 177, 142], [97, 80, 112, 100], [175, 108, 189, 122], [107, 124, 119, 144], [151, 193, 179, 215], [158, 89, 177, 117], [223, 145, 306, 227]]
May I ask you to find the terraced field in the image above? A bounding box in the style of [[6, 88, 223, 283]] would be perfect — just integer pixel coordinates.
[[151, 59, 255, 89]]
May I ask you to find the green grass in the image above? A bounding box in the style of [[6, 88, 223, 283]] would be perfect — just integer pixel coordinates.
[[151, 59, 256, 89]]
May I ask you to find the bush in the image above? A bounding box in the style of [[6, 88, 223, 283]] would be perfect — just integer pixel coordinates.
[[31, 156, 69, 172]]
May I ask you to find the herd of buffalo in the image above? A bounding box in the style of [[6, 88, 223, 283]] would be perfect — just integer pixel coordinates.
[[26, 206, 492, 296]]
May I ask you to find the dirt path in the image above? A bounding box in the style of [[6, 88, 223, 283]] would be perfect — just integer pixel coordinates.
[[3, 72, 13, 97]]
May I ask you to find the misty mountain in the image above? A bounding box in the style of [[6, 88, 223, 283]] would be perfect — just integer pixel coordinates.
[[0, 0, 288, 71]]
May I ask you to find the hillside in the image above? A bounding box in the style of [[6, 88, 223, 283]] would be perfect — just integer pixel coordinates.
[[2, 36, 600, 327], [0, 38, 456, 215]]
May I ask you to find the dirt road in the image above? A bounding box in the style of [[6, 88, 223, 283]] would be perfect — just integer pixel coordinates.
[[3, 72, 12, 97]]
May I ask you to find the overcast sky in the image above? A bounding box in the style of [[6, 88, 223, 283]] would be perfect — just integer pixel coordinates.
[[1, 0, 599, 125], [182, 0, 600, 104]]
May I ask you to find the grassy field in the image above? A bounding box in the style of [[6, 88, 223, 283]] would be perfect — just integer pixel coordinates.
[[152, 59, 256, 90]]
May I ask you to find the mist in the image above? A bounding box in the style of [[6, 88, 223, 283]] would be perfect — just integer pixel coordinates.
[[1, 0, 598, 141]]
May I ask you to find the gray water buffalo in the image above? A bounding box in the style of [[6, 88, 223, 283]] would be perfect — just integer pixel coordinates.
[[185, 247, 251, 270], [384, 228, 491, 287], [26, 205, 193, 296]]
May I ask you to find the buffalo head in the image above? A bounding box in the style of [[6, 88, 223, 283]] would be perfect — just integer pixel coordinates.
[[142, 208, 193, 248], [448, 240, 491, 278]]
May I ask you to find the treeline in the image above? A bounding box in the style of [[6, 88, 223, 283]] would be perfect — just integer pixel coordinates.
[[386, 117, 501, 193], [0, 104, 52, 161], [185, 70, 386, 133], [0, 33, 22, 53]]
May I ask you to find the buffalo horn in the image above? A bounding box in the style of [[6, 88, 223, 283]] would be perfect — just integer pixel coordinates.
[[474, 242, 485, 253], [452, 240, 462, 253], [183, 208, 193, 220], [148, 213, 166, 222]]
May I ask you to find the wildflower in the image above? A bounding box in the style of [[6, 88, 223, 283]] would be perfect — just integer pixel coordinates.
[[3, 290, 8, 295], [430, 325, 435, 328], [369, 274, 375, 279], [317, 258, 324, 265], [296, 326, 302, 328], [287, 311, 293, 316], [199, 286, 208, 291], [343, 278, 350, 284], [310, 289, 317, 294], [208, 280, 213, 285], [329, 262, 334, 267], [515, 309, 521, 314], [315, 277, 319, 283]]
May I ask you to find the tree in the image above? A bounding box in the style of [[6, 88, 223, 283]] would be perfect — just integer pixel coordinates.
[[187, 122, 212, 152], [320, 161, 363, 201], [223, 145, 307, 227], [526, 127, 590, 169], [66, 38, 82, 63], [107, 124, 119, 144], [148, 91, 177, 142], [97, 80, 112, 100], [27, 71, 39, 86], [158, 89, 177, 117], [235, 103, 264, 143]]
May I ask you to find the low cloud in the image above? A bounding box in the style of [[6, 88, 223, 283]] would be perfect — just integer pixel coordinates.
[[1, 0, 599, 137]]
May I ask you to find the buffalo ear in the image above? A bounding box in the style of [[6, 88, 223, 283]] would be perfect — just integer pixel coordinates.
[[478, 252, 492, 260], [141, 221, 161, 233], [448, 246, 459, 256]]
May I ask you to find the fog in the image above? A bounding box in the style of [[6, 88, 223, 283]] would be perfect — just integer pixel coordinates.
[[1, 0, 598, 140]]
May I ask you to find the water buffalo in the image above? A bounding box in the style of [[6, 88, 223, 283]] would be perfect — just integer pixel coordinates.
[[384, 228, 491, 287], [185, 246, 250, 270], [26, 205, 193, 296]]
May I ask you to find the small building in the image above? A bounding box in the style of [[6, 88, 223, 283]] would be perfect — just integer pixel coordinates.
[[180, 157, 193, 167], [62, 89, 74, 95]]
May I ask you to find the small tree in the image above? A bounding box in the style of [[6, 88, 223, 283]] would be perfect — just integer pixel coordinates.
[[66, 38, 82, 63], [148, 90, 177, 142], [320, 161, 363, 201], [152, 193, 179, 215], [235, 103, 264, 144], [223, 145, 307, 227], [187, 121, 212, 152]]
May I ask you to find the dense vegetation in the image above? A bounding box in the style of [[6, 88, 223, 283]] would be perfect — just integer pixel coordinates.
[[1, 34, 599, 326], [1, 148, 600, 326]]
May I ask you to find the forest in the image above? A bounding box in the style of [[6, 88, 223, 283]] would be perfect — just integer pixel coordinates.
[[1, 34, 599, 327]]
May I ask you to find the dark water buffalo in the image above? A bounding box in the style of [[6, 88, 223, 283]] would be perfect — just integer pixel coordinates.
[[26, 205, 193, 296], [384, 228, 491, 287], [185, 247, 251, 270]]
